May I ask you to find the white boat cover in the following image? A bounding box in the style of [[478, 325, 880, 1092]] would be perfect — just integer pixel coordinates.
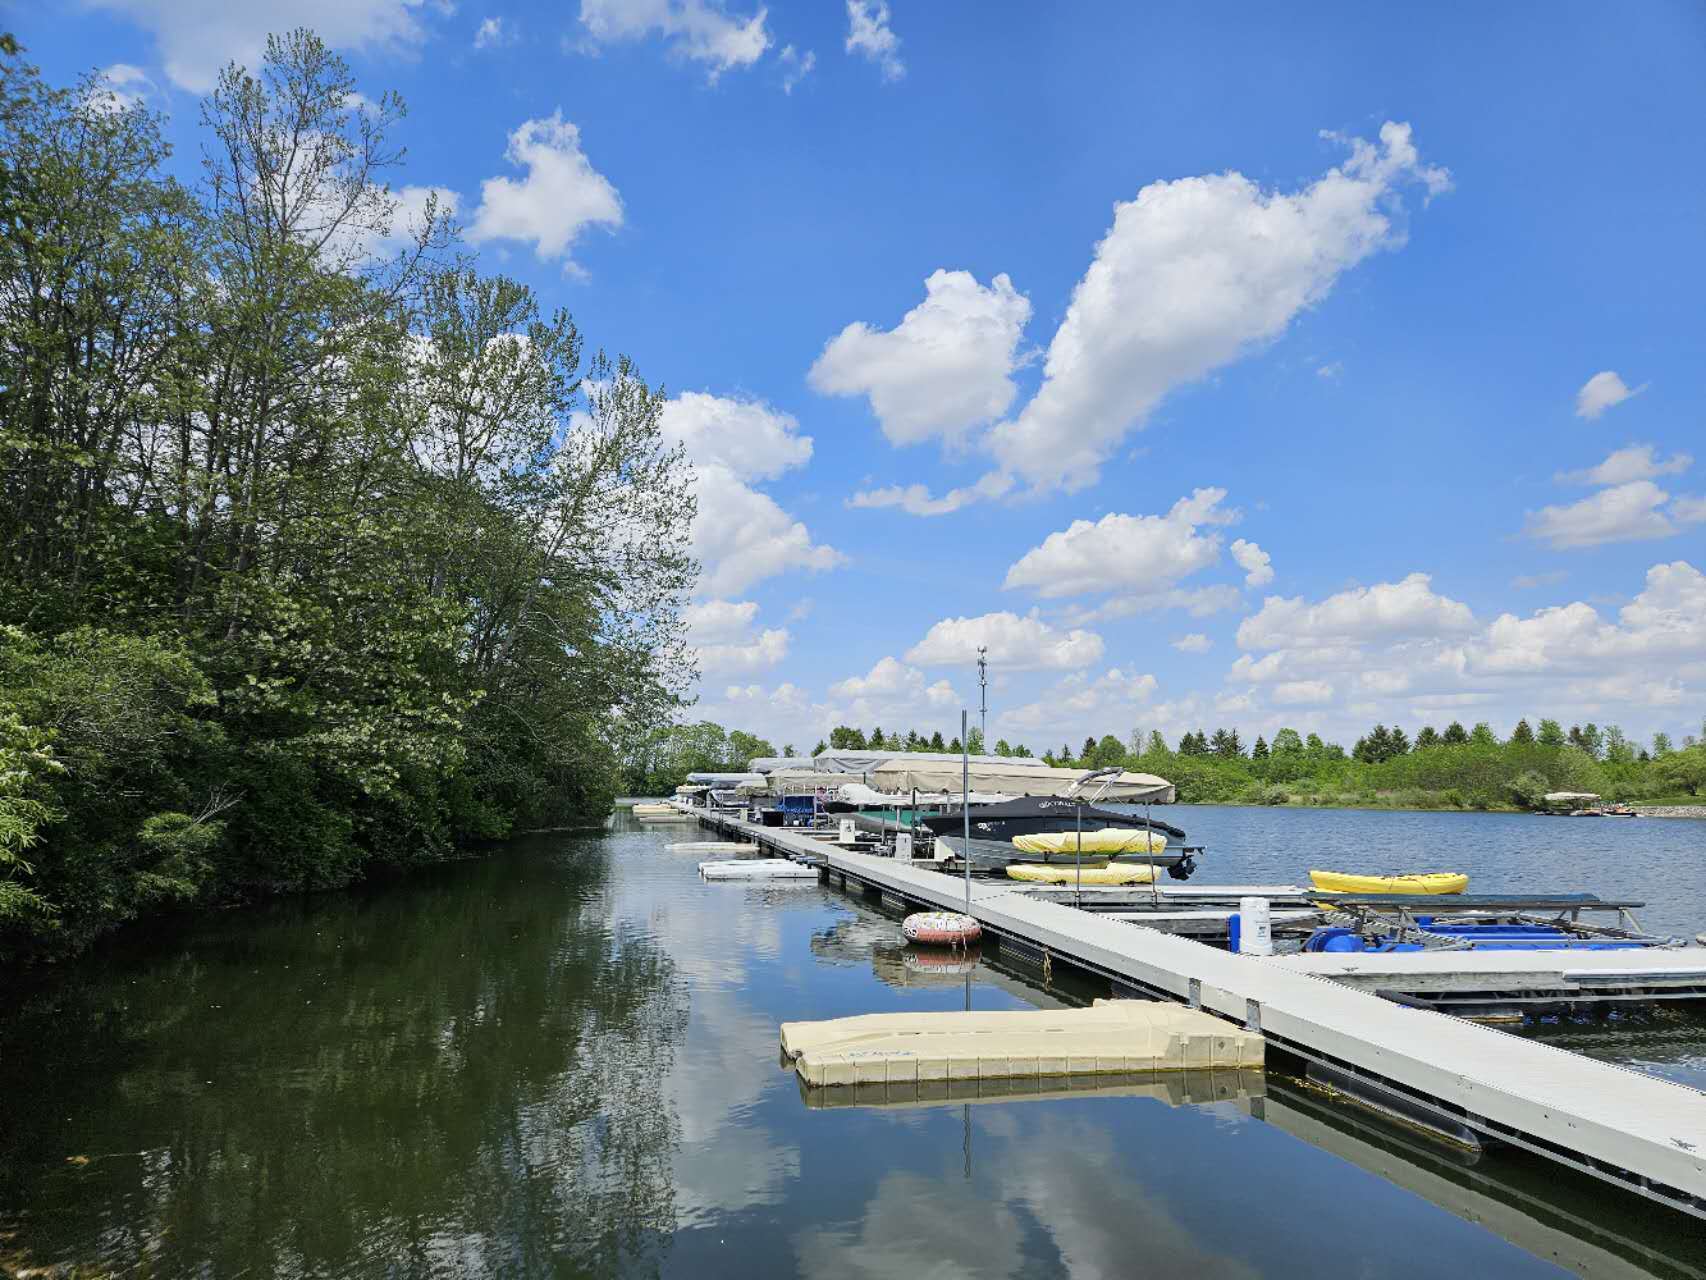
[[868, 761, 1174, 802], [748, 756, 815, 774], [684, 771, 767, 786], [810, 750, 1053, 774]]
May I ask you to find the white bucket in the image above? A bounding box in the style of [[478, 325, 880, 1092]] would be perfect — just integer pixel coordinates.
[[1238, 897, 1274, 956], [839, 817, 856, 842]]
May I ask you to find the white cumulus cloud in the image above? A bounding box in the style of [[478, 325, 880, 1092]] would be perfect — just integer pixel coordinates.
[[810, 270, 1030, 447], [1575, 370, 1644, 420], [578, 0, 771, 77], [845, 0, 903, 79], [1003, 488, 1235, 600], [1238, 573, 1475, 650], [660, 393, 844, 597], [1271, 679, 1334, 705], [1523, 480, 1687, 549], [906, 611, 1104, 671], [829, 657, 931, 700], [1229, 538, 1274, 586], [468, 111, 622, 271], [988, 122, 1449, 493], [684, 598, 792, 673], [85, 0, 430, 92], [1556, 444, 1691, 487], [1172, 633, 1212, 653], [848, 472, 1013, 517]]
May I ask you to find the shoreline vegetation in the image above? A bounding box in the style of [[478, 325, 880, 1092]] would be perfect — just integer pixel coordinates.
[[0, 34, 695, 961], [638, 717, 1706, 816]]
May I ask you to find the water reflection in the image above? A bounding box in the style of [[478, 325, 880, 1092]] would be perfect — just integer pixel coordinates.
[[2, 814, 1704, 1278], [0, 837, 687, 1276]]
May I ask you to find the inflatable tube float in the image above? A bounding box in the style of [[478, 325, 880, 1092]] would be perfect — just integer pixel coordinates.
[[902, 911, 982, 946], [1308, 869, 1468, 895], [1005, 863, 1159, 885], [1010, 830, 1167, 857]]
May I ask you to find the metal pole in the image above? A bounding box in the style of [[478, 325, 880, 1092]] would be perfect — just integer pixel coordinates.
[[962, 709, 971, 913], [1147, 798, 1159, 907], [1075, 799, 1083, 910]]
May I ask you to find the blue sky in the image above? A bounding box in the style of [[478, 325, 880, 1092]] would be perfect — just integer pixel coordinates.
[[33, 1, 1706, 753]]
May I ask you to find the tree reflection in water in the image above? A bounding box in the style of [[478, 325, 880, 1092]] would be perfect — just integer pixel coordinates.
[[0, 836, 686, 1277]]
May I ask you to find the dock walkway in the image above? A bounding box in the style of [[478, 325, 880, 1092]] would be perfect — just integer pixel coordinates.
[[678, 805, 1706, 1218]]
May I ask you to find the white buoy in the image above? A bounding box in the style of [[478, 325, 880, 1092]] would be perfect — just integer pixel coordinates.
[[1238, 897, 1274, 956]]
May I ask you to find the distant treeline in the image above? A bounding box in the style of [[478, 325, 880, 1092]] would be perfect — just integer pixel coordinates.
[[644, 717, 1706, 810], [0, 34, 693, 959]]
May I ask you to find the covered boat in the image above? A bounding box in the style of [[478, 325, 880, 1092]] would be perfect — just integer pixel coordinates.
[[919, 796, 1188, 870]]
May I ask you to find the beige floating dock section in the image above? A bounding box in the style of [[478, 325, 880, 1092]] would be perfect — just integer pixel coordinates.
[[667, 841, 761, 853], [699, 858, 819, 880], [780, 999, 1263, 1087]]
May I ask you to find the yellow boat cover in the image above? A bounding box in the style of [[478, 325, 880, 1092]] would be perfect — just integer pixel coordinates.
[[1308, 870, 1468, 895], [1006, 863, 1159, 885], [1010, 829, 1167, 856]]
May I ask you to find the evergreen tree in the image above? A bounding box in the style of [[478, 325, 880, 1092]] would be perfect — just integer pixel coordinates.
[[1146, 730, 1169, 756], [1604, 725, 1633, 764], [1059, 743, 1073, 763], [1579, 723, 1604, 759], [1251, 735, 1270, 760], [867, 727, 886, 749], [967, 727, 985, 754], [1469, 722, 1497, 747], [1013, 743, 1033, 758], [1510, 719, 1534, 745], [928, 730, 946, 751], [1081, 736, 1097, 761], [947, 736, 962, 754], [1653, 732, 1673, 757], [1442, 721, 1469, 745], [1537, 719, 1566, 747], [994, 738, 1013, 756], [1415, 725, 1441, 749], [812, 739, 827, 756]]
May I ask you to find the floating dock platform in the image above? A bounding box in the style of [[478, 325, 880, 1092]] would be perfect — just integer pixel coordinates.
[[676, 803, 1706, 1220]]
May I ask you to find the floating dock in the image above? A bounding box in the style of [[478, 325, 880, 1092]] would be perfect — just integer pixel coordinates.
[[671, 803, 1706, 1220], [779, 1001, 1263, 1087]]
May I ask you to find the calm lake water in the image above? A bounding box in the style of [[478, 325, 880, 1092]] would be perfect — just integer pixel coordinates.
[[3, 806, 1704, 1277]]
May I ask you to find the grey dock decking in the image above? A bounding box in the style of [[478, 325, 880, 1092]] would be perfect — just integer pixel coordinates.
[[675, 804, 1706, 1218]]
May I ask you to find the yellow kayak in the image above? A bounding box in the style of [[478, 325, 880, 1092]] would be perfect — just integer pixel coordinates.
[[1308, 870, 1468, 895], [1011, 830, 1167, 856], [1006, 863, 1159, 885]]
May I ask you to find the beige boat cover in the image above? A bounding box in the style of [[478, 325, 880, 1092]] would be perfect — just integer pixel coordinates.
[[780, 999, 1262, 1086], [1010, 829, 1167, 856], [867, 761, 1175, 801], [1005, 863, 1159, 885]]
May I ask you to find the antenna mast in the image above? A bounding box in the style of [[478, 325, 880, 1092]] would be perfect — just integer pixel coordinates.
[[977, 647, 988, 747]]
